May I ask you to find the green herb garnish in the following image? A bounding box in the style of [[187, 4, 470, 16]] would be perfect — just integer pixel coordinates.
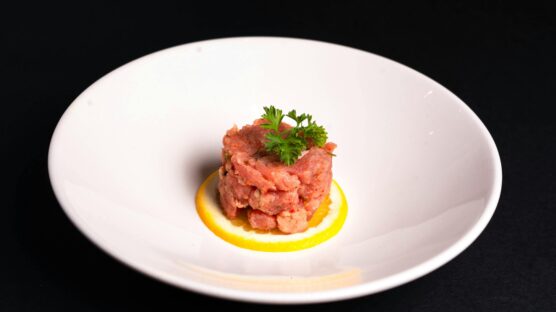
[[261, 106, 328, 165]]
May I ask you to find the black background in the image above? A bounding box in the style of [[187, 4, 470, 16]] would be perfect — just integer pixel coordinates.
[[3, 1, 555, 311]]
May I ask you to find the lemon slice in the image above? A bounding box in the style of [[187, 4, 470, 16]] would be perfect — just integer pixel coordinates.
[[196, 171, 348, 252]]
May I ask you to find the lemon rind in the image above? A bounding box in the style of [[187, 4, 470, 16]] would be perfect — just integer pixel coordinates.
[[196, 171, 348, 252]]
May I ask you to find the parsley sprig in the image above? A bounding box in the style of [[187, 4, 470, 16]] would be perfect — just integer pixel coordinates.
[[261, 106, 328, 165]]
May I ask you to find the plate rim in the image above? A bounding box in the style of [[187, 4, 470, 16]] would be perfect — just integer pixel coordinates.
[[48, 36, 503, 304]]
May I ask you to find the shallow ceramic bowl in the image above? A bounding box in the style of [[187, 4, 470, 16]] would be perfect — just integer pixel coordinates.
[[48, 37, 502, 304]]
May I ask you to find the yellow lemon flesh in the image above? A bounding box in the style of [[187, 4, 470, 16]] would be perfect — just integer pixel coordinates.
[[196, 171, 348, 252]]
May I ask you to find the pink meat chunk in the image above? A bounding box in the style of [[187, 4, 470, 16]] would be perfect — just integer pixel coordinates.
[[277, 209, 308, 234], [218, 119, 335, 234], [247, 209, 277, 230]]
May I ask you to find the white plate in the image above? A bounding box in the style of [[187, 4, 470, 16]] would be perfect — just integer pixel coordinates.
[[48, 37, 502, 304]]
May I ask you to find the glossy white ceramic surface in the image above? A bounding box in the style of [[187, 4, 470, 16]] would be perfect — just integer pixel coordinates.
[[48, 37, 502, 304]]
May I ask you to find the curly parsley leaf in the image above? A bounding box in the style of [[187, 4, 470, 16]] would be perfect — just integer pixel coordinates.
[[261, 106, 329, 165], [303, 122, 328, 147], [260, 106, 284, 131], [264, 132, 306, 165]]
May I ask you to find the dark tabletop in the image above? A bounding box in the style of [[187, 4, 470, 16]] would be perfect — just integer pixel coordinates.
[[2, 1, 555, 311]]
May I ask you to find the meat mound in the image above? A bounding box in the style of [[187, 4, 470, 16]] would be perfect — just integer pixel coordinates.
[[218, 119, 336, 234]]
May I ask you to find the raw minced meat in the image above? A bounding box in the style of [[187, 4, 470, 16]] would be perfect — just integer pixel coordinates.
[[218, 119, 336, 234]]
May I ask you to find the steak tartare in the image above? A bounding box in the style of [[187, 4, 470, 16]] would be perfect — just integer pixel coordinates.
[[218, 118, 336, 234]]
